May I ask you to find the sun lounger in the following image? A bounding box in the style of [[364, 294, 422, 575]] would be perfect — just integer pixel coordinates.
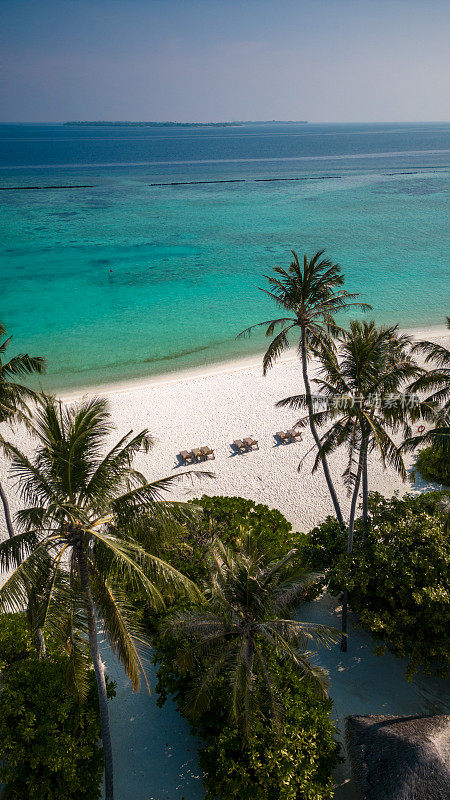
[[191, 448, 203, 462], [243, 437, 259, 450], [233, 438, 258, 453], [233, 439, 247, 453], [200, 446, 215, 460], [180, 450, 195, 464], [275, 431, 290, 443], [287, 429, 302, 441]]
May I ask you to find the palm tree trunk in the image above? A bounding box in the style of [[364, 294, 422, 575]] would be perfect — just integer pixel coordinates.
[[362, 443, 369, 525], [77, 546, 114, 800], [34, 626, 47, 658], [300, 329, 344, 527], [26, 589, 47, 659], [0, 478, 15, 539], [340, 438, 367, 652]]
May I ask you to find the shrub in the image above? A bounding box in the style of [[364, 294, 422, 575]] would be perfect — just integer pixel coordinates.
[[415, 446, 450, 486], [299, 515, 346, 573], [0, 613, 115, 800], [0, 612, 35, 670], [200, 665, 340, 800], [155, 640, 340, 800], [306, 492, 450, 678], [123, 496, 300, 602], [190, 495, 298, 554]]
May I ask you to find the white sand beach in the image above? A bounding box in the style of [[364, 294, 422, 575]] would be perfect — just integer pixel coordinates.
[[1, 324, 449, 800], [3, 324, 445, 536]]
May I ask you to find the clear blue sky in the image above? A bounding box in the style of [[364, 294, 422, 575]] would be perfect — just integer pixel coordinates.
[[1, 0, 449, 123]]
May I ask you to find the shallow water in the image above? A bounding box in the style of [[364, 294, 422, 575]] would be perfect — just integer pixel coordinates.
[[1, 122, 449, 390], [100, 640, 204, 800]]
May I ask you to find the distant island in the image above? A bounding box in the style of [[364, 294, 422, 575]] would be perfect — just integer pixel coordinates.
[[63, 120, 308, 128]]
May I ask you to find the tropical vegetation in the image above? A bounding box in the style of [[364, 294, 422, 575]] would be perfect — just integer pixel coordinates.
[[199, 662, 341, 800], [301, 491, 450, 678], [0, 395, 202, 800], [0, 267, 448, 798], [239, 250, 370, 527], [404, 317, 450, 474], [0, 612, 114, 800], [0, 322, 45, 539], [415, 444, 450, 486], [277, 319, 423, 647], [163, 536, 337, 734], [154, 513, 341, 799]]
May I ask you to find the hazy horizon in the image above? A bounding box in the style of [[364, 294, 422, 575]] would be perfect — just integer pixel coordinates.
[[2, 120, 449, 126], [1, 0, 449, 124]]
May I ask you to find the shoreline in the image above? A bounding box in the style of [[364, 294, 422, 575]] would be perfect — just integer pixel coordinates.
[[59, 322, 449, 400], [2, 320, 448, 540]]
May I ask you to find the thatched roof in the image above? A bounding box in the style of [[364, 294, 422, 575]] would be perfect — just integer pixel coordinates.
[[346, 714, 450, 800]]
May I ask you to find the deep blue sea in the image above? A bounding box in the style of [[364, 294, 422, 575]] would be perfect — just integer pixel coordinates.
[[1, 122, 449, 389]]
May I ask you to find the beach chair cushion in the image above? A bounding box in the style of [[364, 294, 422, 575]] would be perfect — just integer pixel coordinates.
[[200, 446, 214, 458]]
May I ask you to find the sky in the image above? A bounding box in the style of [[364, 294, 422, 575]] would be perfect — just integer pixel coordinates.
[[0, 0, 449, 123]]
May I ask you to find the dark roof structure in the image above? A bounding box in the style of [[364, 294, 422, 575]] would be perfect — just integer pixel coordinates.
[[346, 714, 450, 800]]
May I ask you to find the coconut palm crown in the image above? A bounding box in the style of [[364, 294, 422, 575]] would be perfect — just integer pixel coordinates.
[[165, 536, 338, 737], [0, 395, 204, 800], [239, 250, 371, 526]]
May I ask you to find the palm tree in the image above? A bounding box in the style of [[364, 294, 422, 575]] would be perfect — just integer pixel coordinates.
[[239, 250, 370, 527], [0, 395, 204, 800], [0, 322, 45, 538], [165, 536, 338, 737], [277, 321, 422, 649]]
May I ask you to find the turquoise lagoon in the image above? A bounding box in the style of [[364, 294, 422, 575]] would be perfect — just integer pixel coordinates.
[[1, 122, 449, 390]]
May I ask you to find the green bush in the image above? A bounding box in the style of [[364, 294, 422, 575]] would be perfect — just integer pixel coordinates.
[[299, 515, 346, 573], [190, 495, 298, 554], [131, 495, 304, 596], [0, 612, 35, 670], [155, 638, 340, 800], [415, 446, 450, 486], [0, 613, 115, 800], [306, 492, 450, 678], [200, 664, 340, 800]]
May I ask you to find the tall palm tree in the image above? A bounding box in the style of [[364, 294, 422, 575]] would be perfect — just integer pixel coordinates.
[[165, 537, 338, 737], [239, 250, 370, 527], [0, 322, 45, 538], [277, 321, 422, 649], [0, 395, 204, 800]]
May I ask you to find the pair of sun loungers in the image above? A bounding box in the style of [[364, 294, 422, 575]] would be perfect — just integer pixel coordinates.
[[233, 437, 259, 453], [180, 446, 215, 464], [275, 429, 303, 444]]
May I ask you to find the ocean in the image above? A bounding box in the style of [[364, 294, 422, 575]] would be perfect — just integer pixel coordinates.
[[1, 121, 449, 390]]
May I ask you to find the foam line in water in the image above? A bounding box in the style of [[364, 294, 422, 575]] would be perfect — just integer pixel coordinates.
[[149, 179, 245, 186]]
